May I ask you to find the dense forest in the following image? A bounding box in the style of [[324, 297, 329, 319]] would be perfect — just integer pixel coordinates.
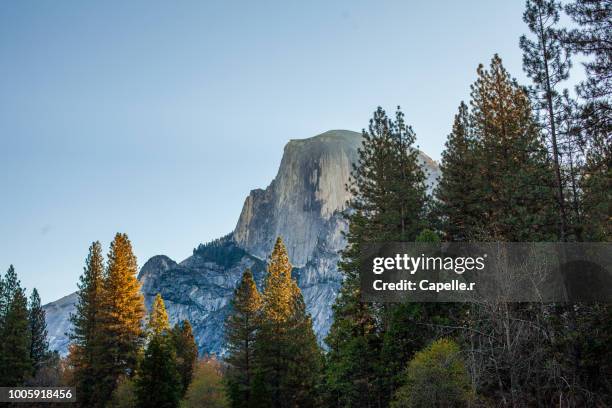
[[0, 0, 609, 407]]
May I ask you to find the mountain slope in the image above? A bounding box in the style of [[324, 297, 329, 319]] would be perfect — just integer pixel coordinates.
[[43, 129, 440, 355]]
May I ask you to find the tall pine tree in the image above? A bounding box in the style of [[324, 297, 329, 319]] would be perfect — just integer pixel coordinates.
[[325, 107, 431, 407], [0, 285, 32, 386], [563, 0, 611, 241], [468, 54, 558, 241], [148, 293, 169, 338], [69, 241, 106, 407], [28, 288, 49, 375], [96, 233, 146, 403], [1, 265, 19, 321], [520, 0, 572, 239], [136, 294, 181, 408], [254, 237, 321, 408], [435, 102, 481, 241], [226, 268, 263, 407], [171, 320, 198, 397]]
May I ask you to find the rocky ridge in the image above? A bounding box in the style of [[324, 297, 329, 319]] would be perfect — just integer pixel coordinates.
[[43, 130, 440, 355]]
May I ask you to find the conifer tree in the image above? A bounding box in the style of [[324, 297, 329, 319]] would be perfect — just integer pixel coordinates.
[[97, 233, 146, 402], [255, 237, 321, 408], [28, 288, 49, 374], [563, 0, 611, 106], [226, 268, 262, 407], [520, 0, 571, 239], [148, 293, 169, 338], [171, 320, 198, 396], [562, 0, 611, 241], [325, 107, 429, 407], [136, 295, 181, 408], [1, 265, 19, 321], [435, 102, 481, 241], [69, 241, 105, 407], [0, 286, 32, 386], [468, 55, 558, 241]]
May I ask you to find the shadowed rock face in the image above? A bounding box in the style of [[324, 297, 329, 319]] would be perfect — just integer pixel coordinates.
[[43, 129, 440, 356]]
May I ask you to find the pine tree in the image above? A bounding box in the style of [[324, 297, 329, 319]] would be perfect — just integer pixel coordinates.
[[226, 268, 262, 407], [563, 0, 611, 241], [468, 54, 558, 241], [148, 293, 169, 338], [563, 0, 612, 105], [1, 265, 19, 321], [435, 102, 481, 241], [137, 295, 181, 408], [432, 56, 566, 405], [28, 288, 49, 374], [520, 0, 571, 239], [69, 241, 106, 407], [325, 107, 430, 407], [97, 233, 146, 403], [255, 237, 321, 408], [171, 320, 198, 396], [0, 286, 32, 386]]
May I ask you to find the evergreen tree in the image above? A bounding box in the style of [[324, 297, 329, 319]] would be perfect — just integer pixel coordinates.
[[28, 288, 49, 374], [171, 320, 198, 396], [136, 295, 181, 408], [520, 0, 572, 239], [97, 233, 146, 403], [148, 293, 169, 338], [225, 268, 262, 407], [468, 54, 558, 241], [1, 265, 19, 321], [325, 107, 430, 407], [563, 0, 611, 241], [435, 56, 562, 405], [563, 0, 612, 105], [254, 237, 321, 408], [69, 241, 105, 407], [435, 102, 481, 241], [0, 286, 32, 386]]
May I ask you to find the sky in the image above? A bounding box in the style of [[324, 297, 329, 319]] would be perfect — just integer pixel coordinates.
[[0, 1, 585, 303]]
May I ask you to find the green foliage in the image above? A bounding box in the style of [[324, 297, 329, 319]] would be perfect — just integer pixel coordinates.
[[415, 229, 440, 243], [136, 333, 182, 408], [182, 358, 229, 408], [0, 267, 51, 387], [325, 106, 431, 407], [110, 376, 137, 408], [562, 0, 611, 242], [467, 55, 558, 241], [68, 241, 106, 407], [1, 264, 19, 321], [391, 339, 473, 408], [254, 237, 322, 408], [97, 234, 146, 403], [563, 0, 612, 105], [172, 320, 199, 397], [194, 235, 252, 268], [225, 269, 262, 407], [434, 102, 481, 241], [29, 288, 49, 374], [148, 293, 170, 337], [137, 292, 181, 408], [0, 285, 32, 386], [520, 0, 571, 240]]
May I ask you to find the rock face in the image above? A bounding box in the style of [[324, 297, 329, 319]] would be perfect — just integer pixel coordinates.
[[43, 292, 77, 355], [43, 129, 440, 355], [233, 131, 362, 266]]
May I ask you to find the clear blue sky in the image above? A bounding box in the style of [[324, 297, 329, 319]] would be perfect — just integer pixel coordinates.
[[0, 1, 583, 303]]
